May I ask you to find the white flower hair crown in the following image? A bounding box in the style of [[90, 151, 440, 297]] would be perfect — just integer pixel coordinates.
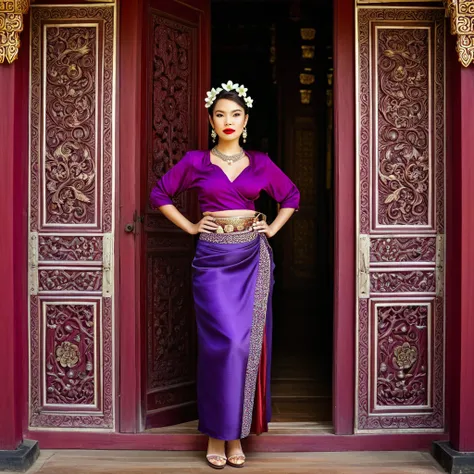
[[204, 80, 253, 109]]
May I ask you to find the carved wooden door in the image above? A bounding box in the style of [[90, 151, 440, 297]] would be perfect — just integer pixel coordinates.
[[28, 4, 116, 432], [355, 7, 446, 432], [142, 0, 210, 429]]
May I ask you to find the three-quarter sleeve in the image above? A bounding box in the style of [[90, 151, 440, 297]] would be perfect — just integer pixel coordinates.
[[150, 152, 195, 208], [263, 155, 300, 210]]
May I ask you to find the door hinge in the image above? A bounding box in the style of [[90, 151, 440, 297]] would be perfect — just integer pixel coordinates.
[[358, 234, 370, 299], [29, 232, 38, 296], [103, 233, 113, 297], [436, 234, 444, 297]]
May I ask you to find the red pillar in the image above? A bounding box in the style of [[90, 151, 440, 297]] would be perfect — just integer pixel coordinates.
[[0, 62, 23, 451], [448, 62, 474, 454], [0, 39, 39, 469]]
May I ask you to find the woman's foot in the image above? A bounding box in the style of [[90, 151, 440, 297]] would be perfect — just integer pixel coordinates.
[[206, 437, 226, 469], [226, 439, 246, 468]]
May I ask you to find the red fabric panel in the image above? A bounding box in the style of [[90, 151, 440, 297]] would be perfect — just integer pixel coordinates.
[[251, 328, 268, 435]]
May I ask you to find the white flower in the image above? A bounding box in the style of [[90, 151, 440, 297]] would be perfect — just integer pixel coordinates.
[[221, 80, 239, 91], [236, 85, 248, 97], [210, 87, 222, 97], [204, 87, 223, 108], [204, 82, 252, 109]]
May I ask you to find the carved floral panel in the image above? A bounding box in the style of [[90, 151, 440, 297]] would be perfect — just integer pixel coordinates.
[[44, 303, 97, 406], [148, 13, 196, 214], [147, 255, 194, 391], [376, 28, 430, 227], [44, 25, 98, 226], [376, 304, 428, 407], [357, 298, 443, 430], [31, 6, 114, 232], [30, 297, 113, 428], [358, 9, 444, 234]]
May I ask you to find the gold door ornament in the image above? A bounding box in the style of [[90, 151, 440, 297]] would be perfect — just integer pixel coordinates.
[[300, 89, 312, 104], [445, 0, 474, 67], [300, 28, 316, 40], [0, 0, 30, 64]]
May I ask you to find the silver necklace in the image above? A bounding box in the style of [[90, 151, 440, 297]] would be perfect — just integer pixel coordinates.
[[212, 146, 245, 166]]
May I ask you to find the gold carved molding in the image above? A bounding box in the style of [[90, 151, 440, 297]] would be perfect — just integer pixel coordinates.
[[445, 0, 474, 67], [0, 0, 30, 64]]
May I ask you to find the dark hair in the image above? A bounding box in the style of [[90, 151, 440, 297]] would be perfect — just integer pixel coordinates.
[[208, 89, 249, 116]]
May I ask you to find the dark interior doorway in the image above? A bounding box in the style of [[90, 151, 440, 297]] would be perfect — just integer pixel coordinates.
[[211, 0, 334, 424]]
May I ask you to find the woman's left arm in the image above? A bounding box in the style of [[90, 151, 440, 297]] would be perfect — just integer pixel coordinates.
[[253, 208, 295, 237], [257, 154, 300, 237]]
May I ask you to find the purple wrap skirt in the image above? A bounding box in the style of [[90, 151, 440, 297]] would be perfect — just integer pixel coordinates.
[[192, 230, 274, 440]]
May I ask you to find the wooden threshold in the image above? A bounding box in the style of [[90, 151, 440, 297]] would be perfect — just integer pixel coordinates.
[[146, 420, 333, 435], [25, 429, 448, 451]]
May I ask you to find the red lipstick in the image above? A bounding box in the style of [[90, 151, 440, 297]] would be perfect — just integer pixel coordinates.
[[223, 128, 235, 134]]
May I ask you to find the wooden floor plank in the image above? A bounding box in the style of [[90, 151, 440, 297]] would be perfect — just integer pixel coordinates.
[[8, 450, 444, 473]]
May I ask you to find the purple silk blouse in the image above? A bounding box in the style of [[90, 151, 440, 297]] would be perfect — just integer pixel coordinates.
[[150, 150, 300, 213]]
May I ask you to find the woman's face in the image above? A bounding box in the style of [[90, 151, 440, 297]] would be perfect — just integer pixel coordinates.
[[210, 98, 248, 143]]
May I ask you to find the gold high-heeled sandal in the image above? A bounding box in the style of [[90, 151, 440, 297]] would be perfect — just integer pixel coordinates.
[[206, 454, 227, 470], [226, 453, 246, 468]]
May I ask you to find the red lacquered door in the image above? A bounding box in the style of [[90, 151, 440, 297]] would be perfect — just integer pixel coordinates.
[[142, 0, 210, 429]]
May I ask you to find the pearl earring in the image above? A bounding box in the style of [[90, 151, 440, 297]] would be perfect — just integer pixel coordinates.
[[242, 127, 248, 144], [211, 129, 217, 143]]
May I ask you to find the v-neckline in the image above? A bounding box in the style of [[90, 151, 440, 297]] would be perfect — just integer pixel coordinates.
[[208, 150, 251, 184]]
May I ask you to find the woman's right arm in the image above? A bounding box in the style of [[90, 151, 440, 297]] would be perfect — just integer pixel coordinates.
[[150, 153, 218, 234], [158, 204, 218, 234]]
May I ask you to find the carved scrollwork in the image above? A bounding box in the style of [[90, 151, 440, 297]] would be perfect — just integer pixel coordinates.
[[370, 237, 436, 263], [45, 304, 95, 405], [147, 256, 192, 390], [38, 269, 102, 292], [148, 14, 194, 213], [370, 270, 436, 293], [377, 28, 430, 226], [377, 305, 428, 407], [445, 0, 474, 67], [44, 25, 97, 225], [0, 0, 30, 64], [39, 236, 103, 261]]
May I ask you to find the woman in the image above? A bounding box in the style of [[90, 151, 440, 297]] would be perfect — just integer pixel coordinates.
[[150, 81, 300, 469]]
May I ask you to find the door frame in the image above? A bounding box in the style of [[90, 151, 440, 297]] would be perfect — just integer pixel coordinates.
[[116, 0, 356, 436], [332, 0, 356, 435]]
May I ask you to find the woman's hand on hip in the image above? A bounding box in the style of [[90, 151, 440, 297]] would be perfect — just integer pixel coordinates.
[[253, 220, 276, 238], [191, 216, 219, 234]]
